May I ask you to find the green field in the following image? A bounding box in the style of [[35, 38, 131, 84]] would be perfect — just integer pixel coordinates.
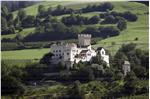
[[2, 27, 35, 39], [2, 48, 49, 60]]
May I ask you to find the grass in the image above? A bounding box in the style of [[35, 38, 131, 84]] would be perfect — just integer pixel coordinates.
[[2, 48, 50, 60], [93, 14, 149, 55], [2, 27, 35, 39]]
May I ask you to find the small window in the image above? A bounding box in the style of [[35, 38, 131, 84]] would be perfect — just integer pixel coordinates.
[[67, 53, 69, 55], [56, 50, 58, 52], [59, 50, 61, 52], [102, 51, 105, 55]]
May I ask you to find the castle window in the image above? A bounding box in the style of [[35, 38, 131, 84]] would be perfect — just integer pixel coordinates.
[[59, 50, 61, 52], [56, 50, 58, 52], [102, 51, 105, 55], [67, 53, 69, 55], [87, 54, 91, 56]]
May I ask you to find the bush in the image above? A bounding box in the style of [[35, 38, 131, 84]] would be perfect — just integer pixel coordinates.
[[101, 15, 116, 24], [22, 15, 35, 28], [99, 26, 120, 38], [88, 15, 100, 24], [81, 27, 99, 37], [40, 52, 54, 65], [82, 2, 113, 13], [123, 11, 138, 22], [117, 19, 127, 31]]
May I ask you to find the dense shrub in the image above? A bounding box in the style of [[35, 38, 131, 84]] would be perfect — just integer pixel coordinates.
[[99, 26, 120, 38], [40, 52, 54, 65], [22, 15, 35, 28], [1, 62, 25, 95], [101, 15, 117, 24], [117, 19, 127, 31], [122, 11, 138, 22], [82, 2, 114, 13]]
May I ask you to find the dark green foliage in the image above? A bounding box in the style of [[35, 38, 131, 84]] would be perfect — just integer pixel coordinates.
[[22, 15, 35, 28], [101, 11, 138, 22], [1, 5, 16, 35], [114, 51, 128, 69], [99, 26, 120, 38], [62, 14, 101, 26], [38, 5, 47, 18], [92, 54, 104, 65], [51, 5, 73, 16], [1, 62, 25, 95], [24, 21, 77, 41], [82, 2, 113, 13], [77, 66, 95, 81], [92, 64, 105, 78], [68, 80, 84, 99], [83, 81, 108, 98], [123, 11, 138, 22], [18, 9, 27, 21], [119, 43, 136, 54], [117, 19, 127, 31], [40, 52, 54, 65], [1, 5, 9, 17], [134, 37, 138, 41], [57, 61, 66, 71], [81, 27, 99, 37], [133, 66, 146, 78], [101, 15, 116, 24], [62, 14, 89, 26], [88, 15, 100, 24], [82, 26, 120, 38], [114, 43, 148, 79], [24, 63, 48, 81], [1, 16, 8, 34], [123, 71, 138, 95], [115, 71, 124, 80], [2, 1, 39, 12]]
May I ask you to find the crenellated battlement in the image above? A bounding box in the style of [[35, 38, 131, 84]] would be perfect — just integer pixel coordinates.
[[78, 34, 91, 46], [78, 34, 91, 38]]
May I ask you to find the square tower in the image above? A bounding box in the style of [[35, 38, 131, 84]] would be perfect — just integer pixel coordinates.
[[78, 34, 91, 47]]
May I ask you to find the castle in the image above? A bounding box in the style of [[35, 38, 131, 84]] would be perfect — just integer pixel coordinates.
[[51, 34, 109, 68]]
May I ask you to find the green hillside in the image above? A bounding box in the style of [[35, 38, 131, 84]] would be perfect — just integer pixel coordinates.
[[1, 1, 149, 59], [93, 14, 148, 55]]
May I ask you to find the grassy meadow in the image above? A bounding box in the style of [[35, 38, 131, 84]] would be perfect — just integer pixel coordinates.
[[93, 14, 149, 55], [2, 48, 49, 60]]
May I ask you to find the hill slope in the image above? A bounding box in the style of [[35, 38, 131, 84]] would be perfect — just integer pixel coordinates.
[[2, 1, 149, 59]]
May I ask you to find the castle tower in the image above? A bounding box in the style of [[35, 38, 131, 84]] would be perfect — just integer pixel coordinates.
[[78, 34, 91, 47]]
